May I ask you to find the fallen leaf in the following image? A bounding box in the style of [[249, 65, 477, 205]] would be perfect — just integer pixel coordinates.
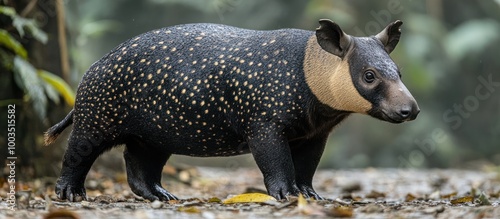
[[297, 193, 326, 216], [405, 193, 417, 202], [477, 191, 491, 206], [440, 191, 458, 199], [222, 193, 277, 204], [450, 196, 474, 204], [328, 206, 354, 217], [365, 190, 386, 199], [43, 210, 80, 219], [207, 197, 221, 203], [297, 193, 307, 209], [341, 193, 362, 201], [178, 206, 201, 214], [168, 199, 181, 205]]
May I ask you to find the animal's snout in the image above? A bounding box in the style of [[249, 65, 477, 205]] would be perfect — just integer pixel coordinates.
[[372, 81, 420, 124], [396, 103, 420, 121]]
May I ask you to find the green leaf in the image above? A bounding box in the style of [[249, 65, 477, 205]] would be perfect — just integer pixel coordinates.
[[477, 191, 492, 206], [38, 70, 75, 106], [11, 16, 48, 43], [0, 49, 14, 69], [445, 19, 500, 61], [13, 56, 48, 120], [12, 15, 30, 37], [0, 6, 16, 17], [0, 6, 48, 43], [0, 29, 28, 59], [24, 19, 48, 44]]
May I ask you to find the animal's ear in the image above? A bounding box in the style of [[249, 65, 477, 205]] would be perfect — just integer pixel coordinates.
[[315, 19, 352, 59], [376, 20, 403, 54]]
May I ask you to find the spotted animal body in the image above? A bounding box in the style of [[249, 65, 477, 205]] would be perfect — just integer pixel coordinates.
[[45, 19, 419, 201]]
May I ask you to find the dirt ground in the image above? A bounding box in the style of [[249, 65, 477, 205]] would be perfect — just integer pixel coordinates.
[[1, 167, 499, 219]]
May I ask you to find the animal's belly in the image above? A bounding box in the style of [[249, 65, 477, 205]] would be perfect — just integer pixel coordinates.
[[165, 129, 250, 157]]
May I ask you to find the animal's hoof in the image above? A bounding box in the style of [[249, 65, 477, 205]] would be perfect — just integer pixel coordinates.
[[298, 185, 324, 200], [152, 184, 178, 201], [131, 183, 178, 201], [55, 179, 87, 202], [267, 183, 300, 200]]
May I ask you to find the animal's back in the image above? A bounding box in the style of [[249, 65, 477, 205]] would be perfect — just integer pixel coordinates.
[[74, 23, 314, 156]]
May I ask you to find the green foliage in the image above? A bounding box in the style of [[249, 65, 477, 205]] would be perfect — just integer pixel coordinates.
[[0, 6, 47, 43], [445, 19, 500, 62], [0, 29, 27, 59], [0, 6, 74, 121], [12, 56, 48, 120], [38, 70, 76, 106]]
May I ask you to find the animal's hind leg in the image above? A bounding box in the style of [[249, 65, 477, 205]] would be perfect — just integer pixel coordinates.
[[56, 133, 110, 202], [124, 138, 177, 201]]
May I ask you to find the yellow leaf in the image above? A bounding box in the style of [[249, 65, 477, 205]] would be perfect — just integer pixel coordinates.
[[329, 206, 354, 217], [405, 193, 417, 202], [440, 191, 458, 199], [297, 193, 307, 208], [450, 196, 473, 204], [222, 193, 276, 204], [38, 70, 75, 106], [0, 29, 28, 59], [178, 206, 201, 214], [297, 193, 326, 216], [207, 197, 221, 203]]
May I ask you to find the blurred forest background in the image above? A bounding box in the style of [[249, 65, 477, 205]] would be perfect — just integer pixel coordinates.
[[1, 0, 500, 179]]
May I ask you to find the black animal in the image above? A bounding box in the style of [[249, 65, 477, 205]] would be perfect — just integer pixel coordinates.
[[45, 19, 419, 201]]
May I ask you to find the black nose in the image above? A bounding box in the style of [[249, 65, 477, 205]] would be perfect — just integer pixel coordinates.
[[398, 105, 420, 120], [399, 109, 411, 119]]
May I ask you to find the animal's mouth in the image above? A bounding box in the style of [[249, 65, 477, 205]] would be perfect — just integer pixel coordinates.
[[380, 111, 405, 124], [369, 109, 407, 124]]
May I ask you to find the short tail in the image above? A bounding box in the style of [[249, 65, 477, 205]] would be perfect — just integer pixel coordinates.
[[44, 109, 74, 146]]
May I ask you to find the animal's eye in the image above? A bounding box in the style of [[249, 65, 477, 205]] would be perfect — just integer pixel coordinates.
[[364, 71, 375, 83]]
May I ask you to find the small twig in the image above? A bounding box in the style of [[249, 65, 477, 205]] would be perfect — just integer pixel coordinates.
[[56, 0, 70, 83], [332, 198, 351, 206], [20, 0, 38, 17]]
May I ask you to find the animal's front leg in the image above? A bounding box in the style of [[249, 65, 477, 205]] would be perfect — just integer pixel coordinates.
[[290, 135, 328, 200], [248, 123, 299, 200]]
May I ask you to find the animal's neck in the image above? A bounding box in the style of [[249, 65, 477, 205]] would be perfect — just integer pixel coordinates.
[[302, 35, 371, 114], [289, 102, 351, 142], [309, 103, 351, 134]]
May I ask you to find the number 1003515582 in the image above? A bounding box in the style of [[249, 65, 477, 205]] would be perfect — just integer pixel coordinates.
[[7, 104, 15, 155]]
